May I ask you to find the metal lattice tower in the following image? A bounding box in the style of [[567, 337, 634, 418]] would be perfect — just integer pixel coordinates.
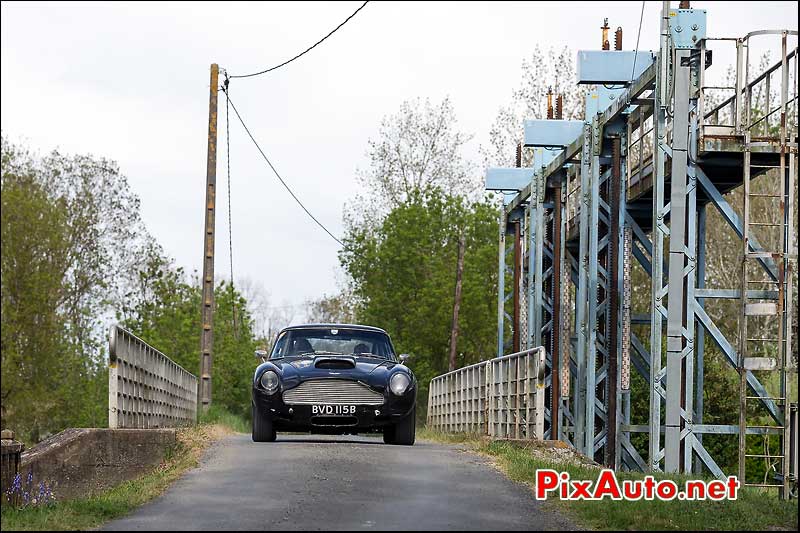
[[485, 1, 798, 498]]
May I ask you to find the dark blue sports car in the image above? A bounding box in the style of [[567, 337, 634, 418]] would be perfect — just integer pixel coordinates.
[[251, 324, 417, 445]]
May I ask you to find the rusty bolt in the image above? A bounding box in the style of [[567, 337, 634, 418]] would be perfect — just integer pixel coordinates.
[[615, 27, 623, 50]]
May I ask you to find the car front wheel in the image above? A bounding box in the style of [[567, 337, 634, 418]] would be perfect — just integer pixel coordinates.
[[384, 406, 415, 446], [252, 403, 276, 442]]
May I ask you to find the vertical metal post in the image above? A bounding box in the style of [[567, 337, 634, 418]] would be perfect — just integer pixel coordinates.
[[778, 30, 792, 500], [735, 39, 746, 133], [530, 172, 545, 349], [606, 137, 622, 468], [585, 122, 602, 459], [199, 63, 219, 411], [683, 93, 699, 474], [619, 125, 630, 468], [664, 48, 692, 474], [527, 200, 536, 353], [513, 220, 522, 353], [695, 205, 706, 474], [497, 211, 507, 358], [108, 326, 119, 429], [576, 121, 593, 455], [650, 0, 671, 472], [738, 130, 751, 483], [551, 184, 563, 440]]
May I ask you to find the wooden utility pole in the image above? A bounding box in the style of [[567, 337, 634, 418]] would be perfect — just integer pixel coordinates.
[[448, 234, 466, 371], [199, 63, 219, 411]]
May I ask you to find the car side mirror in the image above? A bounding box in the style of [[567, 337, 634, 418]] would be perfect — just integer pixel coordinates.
[[399, 354, 411, 364], [255, 349, 269, 361]]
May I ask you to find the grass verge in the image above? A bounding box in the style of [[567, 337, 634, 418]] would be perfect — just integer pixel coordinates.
[[1, 410, 248, 531], [419, 428, 798, 531], [198, 404, 250, 434]]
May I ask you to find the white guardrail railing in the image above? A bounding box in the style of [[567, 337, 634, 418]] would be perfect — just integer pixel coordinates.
[[426, 347, 546, 439], [108, 325, 198, 429]]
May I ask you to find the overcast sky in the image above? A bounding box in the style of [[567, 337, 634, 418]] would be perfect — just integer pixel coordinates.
[[2, 1, 797, 322]]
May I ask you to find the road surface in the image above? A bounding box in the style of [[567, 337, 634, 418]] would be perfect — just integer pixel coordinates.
[[103, 434, 576, 531]]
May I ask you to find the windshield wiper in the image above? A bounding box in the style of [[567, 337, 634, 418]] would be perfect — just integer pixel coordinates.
[[353, 353, 388, 360]]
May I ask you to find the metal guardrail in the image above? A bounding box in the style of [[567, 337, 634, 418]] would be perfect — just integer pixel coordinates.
[[108, 325, 198, 429], [426, 347, 546, 439], [701, 31, 798, 136]]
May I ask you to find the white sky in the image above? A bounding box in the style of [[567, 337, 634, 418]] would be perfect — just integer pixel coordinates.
[[2, 1, 797, 321]]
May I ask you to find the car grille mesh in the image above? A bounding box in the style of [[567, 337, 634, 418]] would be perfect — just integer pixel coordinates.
[[283, 379, 384, 406]]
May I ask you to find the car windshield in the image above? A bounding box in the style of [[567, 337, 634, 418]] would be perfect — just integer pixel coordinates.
[[270, 328, 396, 361]]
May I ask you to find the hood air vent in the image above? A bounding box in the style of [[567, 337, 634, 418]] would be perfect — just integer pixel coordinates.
[[314, 357, 356, 370]]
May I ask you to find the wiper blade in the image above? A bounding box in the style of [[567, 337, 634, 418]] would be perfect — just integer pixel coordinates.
[[353, 353, 387, 359]]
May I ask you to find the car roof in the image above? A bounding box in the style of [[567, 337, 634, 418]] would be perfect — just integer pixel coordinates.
[[280, 323, 388, 334]]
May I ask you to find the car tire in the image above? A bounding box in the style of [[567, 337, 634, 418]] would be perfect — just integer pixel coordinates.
[[382, 423, 396, 444], [252, 403, 276, 442], [390, 406, 416, 446]]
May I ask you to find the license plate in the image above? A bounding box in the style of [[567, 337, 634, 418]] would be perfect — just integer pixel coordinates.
[[312, 405, 356, 415]]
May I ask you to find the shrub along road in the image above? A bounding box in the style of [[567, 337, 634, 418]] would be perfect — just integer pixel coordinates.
[[102, 434, 575, 531]]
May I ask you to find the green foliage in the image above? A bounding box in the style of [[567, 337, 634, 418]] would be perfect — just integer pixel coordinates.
[[1, 136, 139, 441], [121, 253, 257, 420], [1, 136, 259, 441], [197, 404, 249, 434], [421, 432, 798, 531], [480, 440, 798, 531], [0, 418, 240, 531], [340, 188, 499, 415]]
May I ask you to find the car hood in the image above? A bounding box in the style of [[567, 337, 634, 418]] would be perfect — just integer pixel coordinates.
[[268, 355, 409, 389]]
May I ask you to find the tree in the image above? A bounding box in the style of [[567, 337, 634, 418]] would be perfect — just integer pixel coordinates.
[[484, 46, 585, 168], [121, 251, 258, 420], [347, 96, 478, 228], [1, 136, 147, 440], [340, 188, 499, 417], [235, 277, 299, 349], [305, 292, 356, 325], [314, 95, 486, 356]]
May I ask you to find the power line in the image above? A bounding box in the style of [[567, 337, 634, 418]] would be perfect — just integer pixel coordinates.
[[221, 86, 345, 247], [630, 1, 646, 84], [224, 80, 239, 338], [229, 1, 370, 79]]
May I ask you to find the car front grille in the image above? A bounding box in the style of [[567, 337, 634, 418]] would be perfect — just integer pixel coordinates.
[[283, 379, 384, 406]]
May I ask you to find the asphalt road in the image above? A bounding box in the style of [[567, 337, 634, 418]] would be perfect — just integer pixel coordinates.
[[103, 434, 575, 531]]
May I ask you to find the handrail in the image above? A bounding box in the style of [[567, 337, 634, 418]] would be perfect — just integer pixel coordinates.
[[429, 347, 543, 382], [108, 324, 199, 429], [703, 47, 797, 120], [428, 347, 546, 439]]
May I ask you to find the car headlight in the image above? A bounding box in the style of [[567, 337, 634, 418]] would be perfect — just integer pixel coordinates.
[[389, 373, 411, 396], [259, 370, 280, 394]]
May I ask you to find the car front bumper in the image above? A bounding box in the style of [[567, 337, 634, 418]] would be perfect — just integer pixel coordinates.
[[253, 384, 416, 433]]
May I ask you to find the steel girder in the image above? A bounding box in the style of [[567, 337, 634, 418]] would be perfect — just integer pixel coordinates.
[[486, 3, 797, 496]]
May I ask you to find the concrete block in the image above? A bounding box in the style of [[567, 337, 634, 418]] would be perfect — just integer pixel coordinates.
[[19, 428, 177, 501]]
